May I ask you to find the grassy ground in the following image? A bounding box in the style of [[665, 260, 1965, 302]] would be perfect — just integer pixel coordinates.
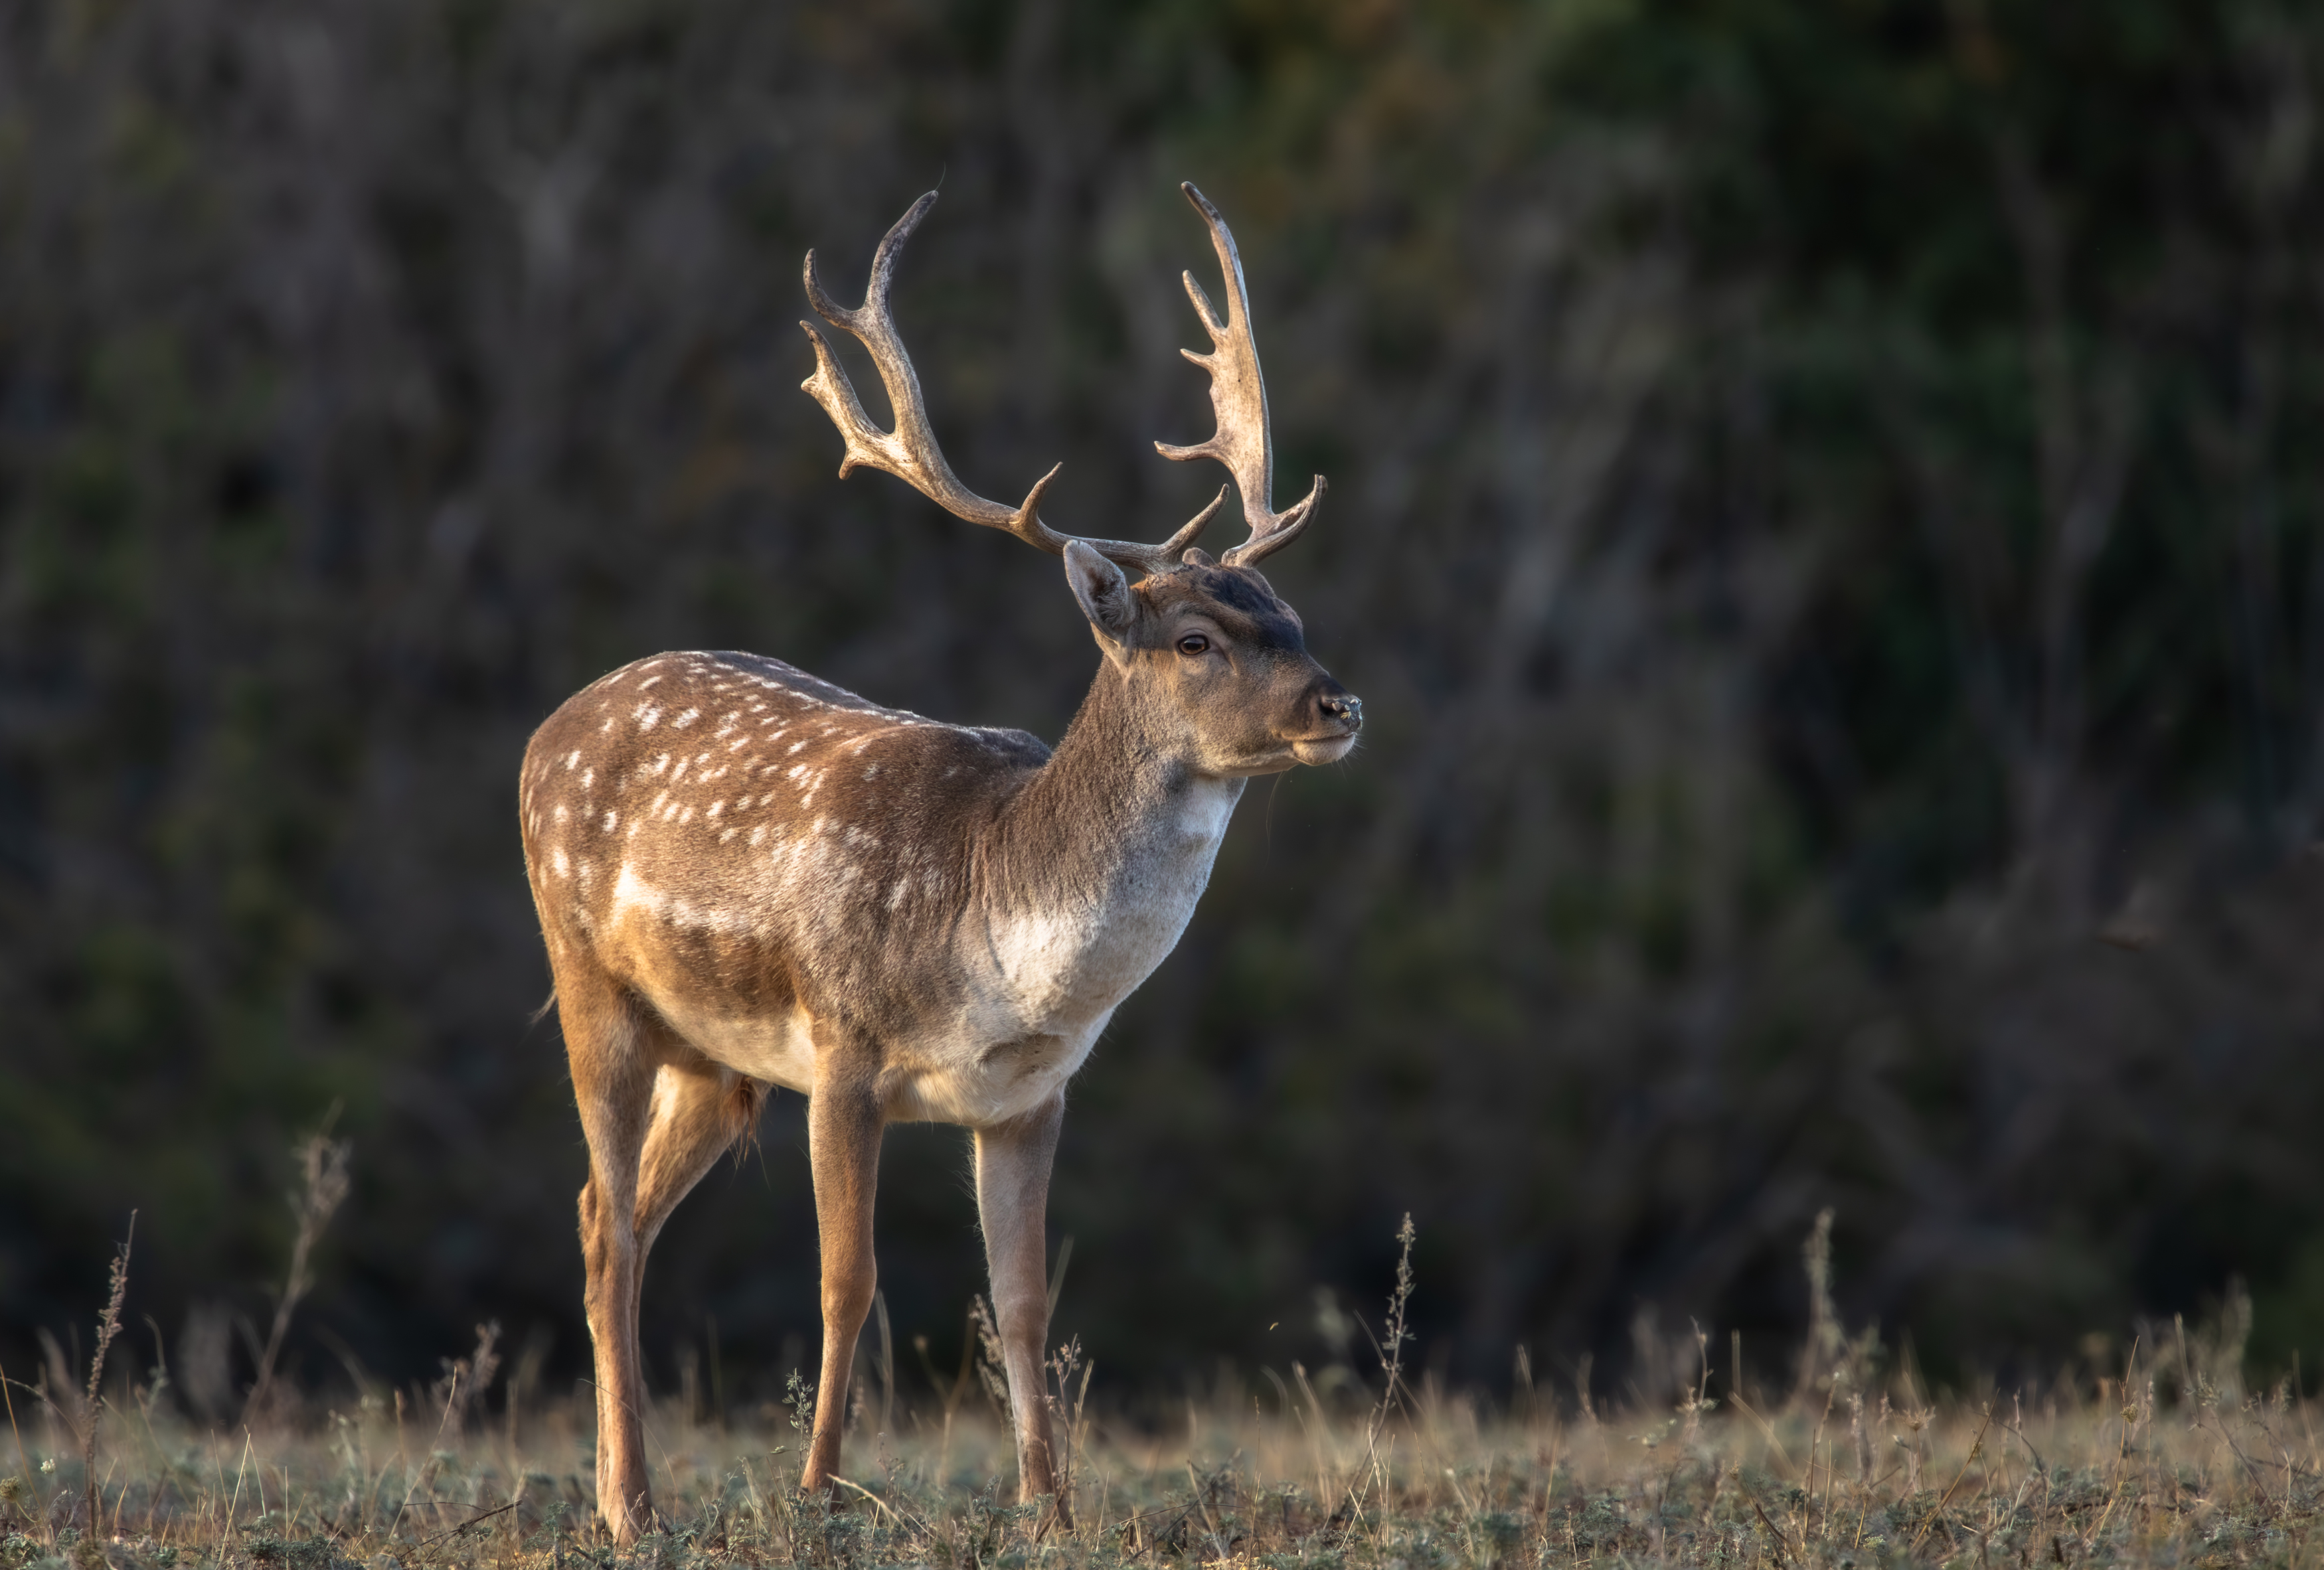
[[5, 1348, 2321, 1569], [4, 1213, 2307, 1566]]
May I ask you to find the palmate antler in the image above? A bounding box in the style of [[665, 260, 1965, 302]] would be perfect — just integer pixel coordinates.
[[799, 185, 1319, 576], [1155, 182, 1325, 568], [800, 193, 1221, 579]]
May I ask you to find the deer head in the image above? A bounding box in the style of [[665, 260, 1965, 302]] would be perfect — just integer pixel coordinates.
[[798, 183, 1361, 778]]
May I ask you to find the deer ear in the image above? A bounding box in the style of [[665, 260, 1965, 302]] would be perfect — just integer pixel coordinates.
[[1062, 540, 1136, 653]]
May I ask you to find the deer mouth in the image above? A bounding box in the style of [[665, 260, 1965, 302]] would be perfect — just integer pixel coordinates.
[[1288, 734, 1359, 765]]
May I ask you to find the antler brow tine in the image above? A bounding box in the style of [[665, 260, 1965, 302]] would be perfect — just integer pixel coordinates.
[[799, 192, 1210, 578], [1153, 181, 1325, 568]]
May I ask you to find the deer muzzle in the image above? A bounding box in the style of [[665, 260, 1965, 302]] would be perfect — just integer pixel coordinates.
[[1289, 677, 1362, 765]]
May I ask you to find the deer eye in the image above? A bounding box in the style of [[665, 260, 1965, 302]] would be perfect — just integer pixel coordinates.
[[1176, 633, 1210, 657]]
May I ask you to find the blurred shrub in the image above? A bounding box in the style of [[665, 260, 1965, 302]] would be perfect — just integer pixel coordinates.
[[2, 0, 2321, 1399]]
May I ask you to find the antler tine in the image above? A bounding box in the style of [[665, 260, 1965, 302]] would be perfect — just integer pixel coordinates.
[[1153, 182, 1325, 568], [801, 193, 1210, 578]]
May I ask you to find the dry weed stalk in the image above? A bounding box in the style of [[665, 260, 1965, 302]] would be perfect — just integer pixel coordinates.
[[430, 1322, 502, 1435], [73, 1214, 135, 1546], [245, 1124, 353, 1423], [1343, 1212, 1418, 1529], [1679, 1320, 1718, 1448], [1795, 1206, 1840, 1401], [871, 1290, 894, 1440], [1, 1362, 37, 1533], [969, 1295, 1011, 1425], [1043, 1335, 1092, 1520]]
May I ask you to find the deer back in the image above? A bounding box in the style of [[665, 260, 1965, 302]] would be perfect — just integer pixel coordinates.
[[524, 652, 1036, 1005]]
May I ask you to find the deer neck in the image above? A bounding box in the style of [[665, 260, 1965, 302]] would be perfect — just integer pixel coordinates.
[[974, 658, 1242, 1024]]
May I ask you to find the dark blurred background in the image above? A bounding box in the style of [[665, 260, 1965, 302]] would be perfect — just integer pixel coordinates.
[[5, 0, 2323, 1415]]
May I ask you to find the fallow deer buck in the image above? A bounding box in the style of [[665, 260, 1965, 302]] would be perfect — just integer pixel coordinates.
[[519, 183, 1360, 1541]]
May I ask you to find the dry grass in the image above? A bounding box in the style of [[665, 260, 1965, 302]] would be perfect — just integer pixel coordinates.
[[5, 1355, 2324, 1569], [6, 1212, 2315, 1567]]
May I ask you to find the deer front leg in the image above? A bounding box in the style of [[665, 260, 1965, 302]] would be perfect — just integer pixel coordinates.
[[800, 1055, 884, 1496], [974, 1094, 1069, 1522]]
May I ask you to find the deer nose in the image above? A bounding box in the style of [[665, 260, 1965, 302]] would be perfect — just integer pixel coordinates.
[[1316, 684, 1363, 729]]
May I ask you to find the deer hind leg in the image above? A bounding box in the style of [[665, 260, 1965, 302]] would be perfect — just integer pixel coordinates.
[[636, 1057, 767, 1262], [973, 1093, 1069, 1523], [799, 1048, 884, 1496], [560, 969, 659, 1545], [577, 1014, 766, 1539]]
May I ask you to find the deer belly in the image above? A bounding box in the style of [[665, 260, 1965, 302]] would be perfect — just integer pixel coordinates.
[[882, 1023, 1106, 1127], [645, 992, 819, 1095]]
